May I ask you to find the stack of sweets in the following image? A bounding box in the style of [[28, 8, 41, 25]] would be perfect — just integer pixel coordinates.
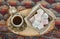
[[29, 9, 49, 30]]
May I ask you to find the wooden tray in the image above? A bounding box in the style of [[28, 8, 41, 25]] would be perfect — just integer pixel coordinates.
[[6, 8, 55, 36]]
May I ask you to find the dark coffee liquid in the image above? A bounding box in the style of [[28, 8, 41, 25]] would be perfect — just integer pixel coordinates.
[[13, 16, 22, 25]]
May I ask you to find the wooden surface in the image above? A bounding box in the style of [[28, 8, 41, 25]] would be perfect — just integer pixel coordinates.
[[8, 26, 40, 36]]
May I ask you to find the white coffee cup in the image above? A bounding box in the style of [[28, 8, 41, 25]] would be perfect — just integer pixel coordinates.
[[11, 13, 23, 27]]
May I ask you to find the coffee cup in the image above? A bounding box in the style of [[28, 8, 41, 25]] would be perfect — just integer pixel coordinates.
[[11, 13, 23, 27]]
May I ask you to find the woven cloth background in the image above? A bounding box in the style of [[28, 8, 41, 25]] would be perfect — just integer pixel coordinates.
[[0, 0, 60, 39]]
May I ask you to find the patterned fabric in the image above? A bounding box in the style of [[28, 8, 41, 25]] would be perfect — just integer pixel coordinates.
[[0, 0, 60, 39]]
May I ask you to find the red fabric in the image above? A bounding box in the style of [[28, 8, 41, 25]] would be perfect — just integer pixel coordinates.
[[55, 20, 60, 29], [33, 0, 40, 2], [54, 7, 60, 13], [23, 1, 33, 8], [0, 9, 8, 15], [9, 2, 17, 6], [55, 20, 60, 25], [46, 0, 55, 3]]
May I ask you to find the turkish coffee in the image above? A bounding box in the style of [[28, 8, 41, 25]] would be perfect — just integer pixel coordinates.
[[13, 16, 22, 25]]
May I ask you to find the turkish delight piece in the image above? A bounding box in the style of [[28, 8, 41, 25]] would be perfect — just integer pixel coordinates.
[[42, 13, 48, 19], [37, 9, 44, 16], [37, 22, 44, 30], [29, 9, 44, 23], [42, 18, 49, 25], [42, 13, 49, 25], [34, 14, 41, 21], [35, 9, 44, 21], [32, 20, 44, 30], [37, 9, 44, 14], [32, 20, 40, 27]]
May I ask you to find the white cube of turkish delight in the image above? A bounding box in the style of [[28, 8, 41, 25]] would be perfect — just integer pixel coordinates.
[[34, 14, 41, 21], [42, 19, 49, 25], [37, 9, 44, 17], [42, 13, 48, 19], [32, 20, 44, 30], [37, 9, 44, 14], [32, 20, 40, 27], [37, 22, 44, 30]]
